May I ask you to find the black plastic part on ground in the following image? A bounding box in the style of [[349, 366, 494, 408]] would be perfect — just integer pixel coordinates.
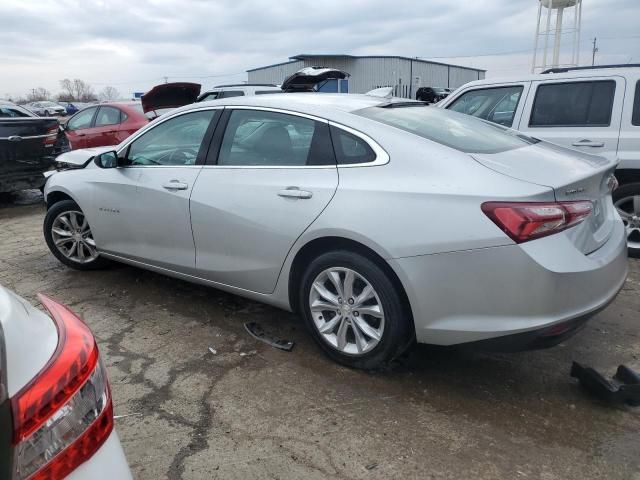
[[571, 362, 640, 407]]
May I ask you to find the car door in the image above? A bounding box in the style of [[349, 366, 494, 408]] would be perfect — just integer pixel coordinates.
[[87, 106, 124, 147], [190, 107, 338, 294], [88, 108, 220, 272], [617, 78, 640, 170], [65, 107, 98, 149], [516, 76, 625, 162]]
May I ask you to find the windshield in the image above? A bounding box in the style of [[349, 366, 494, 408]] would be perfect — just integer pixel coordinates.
[[355, 105, 538, 154]]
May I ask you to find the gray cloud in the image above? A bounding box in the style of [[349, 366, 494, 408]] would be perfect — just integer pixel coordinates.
[[1, 0, 639, 99]]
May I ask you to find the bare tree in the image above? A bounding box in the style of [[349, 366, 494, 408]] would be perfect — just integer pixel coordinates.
[[98, 86, 120, 102], [58, 78, 96, 102], [26, 87, 51, 102]]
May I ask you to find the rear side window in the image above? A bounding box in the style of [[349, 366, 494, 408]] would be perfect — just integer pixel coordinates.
[[255, 90, 283, 95], [0, 106, 31, 118], [529, 80, 616, 127], [217, 109, 334, 166], [95, 106, 121, 126], [632, 80, 640, 126], [448, 86, 523, 127], [330, 126, 376, 164], [219, 91, 244, 98]]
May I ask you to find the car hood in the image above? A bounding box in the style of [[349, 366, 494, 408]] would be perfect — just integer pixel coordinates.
[[281, 67, 350, 92], [141, 82, 201, 113], [55, 146, 113, 166]]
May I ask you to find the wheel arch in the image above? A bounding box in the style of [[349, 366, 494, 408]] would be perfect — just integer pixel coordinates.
[[614, 169, 640, 187], [45, 188, 78, 210], [287, 235, 414, 326]]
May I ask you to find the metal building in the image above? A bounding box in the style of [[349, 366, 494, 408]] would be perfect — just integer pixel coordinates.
[[247, 54, 486, 99]]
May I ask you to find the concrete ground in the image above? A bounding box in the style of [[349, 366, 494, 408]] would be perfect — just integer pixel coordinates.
[[1, 192, 639, 480]]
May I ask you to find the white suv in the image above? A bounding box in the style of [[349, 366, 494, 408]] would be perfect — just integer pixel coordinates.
[[196, 83, 282, 102], [438, 65, 640, 256]]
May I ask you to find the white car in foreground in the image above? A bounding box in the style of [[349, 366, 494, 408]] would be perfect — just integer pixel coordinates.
[[0, 286, 132, 479]]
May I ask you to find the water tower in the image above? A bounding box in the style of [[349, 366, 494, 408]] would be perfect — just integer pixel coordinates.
[[531, 0, 583, 72]]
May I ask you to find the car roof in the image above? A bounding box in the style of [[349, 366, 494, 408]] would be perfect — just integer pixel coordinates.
[[182, 93, 410, 117], [459, 65, 640, 88]]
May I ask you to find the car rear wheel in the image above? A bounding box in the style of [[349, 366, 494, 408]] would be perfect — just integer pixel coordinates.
[[44, 200, 110, 270], [299, 250, 413, 369], [613, 183, 640, 258]]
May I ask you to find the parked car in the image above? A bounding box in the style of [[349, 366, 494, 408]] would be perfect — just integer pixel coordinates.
[[42, 93, 627, 369], [437, 64, 640, 257], [61, 102, 149, 150], [25, 101, 67, 116], [0, 100, 58, 192], [415, 86, 450, 103], [58, 101, 91, 116], [140, 68, 349, 114], [0, 286, 132, 479]]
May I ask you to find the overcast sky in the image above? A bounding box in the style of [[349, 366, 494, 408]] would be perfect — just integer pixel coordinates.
[[1, 0, 639, 99]]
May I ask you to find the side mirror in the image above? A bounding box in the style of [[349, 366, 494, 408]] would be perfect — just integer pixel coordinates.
[[94, 150, 118, 169]]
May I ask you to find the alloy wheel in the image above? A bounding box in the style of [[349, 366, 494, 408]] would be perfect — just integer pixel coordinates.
[[50, 210, 98, 264], [614, 195, 640, 250], [309, 267, 385, 355]]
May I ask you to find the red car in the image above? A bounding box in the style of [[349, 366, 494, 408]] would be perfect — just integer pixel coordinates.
[[62, 102, 148, 150]]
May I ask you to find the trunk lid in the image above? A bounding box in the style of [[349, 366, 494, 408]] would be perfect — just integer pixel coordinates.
[[472, 141, 618, 254], [141, 82, 201, 114], [281, 67, 350, 92]]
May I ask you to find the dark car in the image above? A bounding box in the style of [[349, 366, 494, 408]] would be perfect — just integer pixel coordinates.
[[58, 101, 91, 115], [416, 87, 450, 104], [0, 101, 58, 192], [61, 102, 149, 150]]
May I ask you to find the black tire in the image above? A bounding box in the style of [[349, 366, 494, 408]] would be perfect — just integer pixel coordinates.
[[44, 200, 111, 270], [299, 250, 414, 370], [613, 182, 640, 258]]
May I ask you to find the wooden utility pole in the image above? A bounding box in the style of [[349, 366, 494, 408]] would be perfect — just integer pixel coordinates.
[[591, 37, 598, 66]]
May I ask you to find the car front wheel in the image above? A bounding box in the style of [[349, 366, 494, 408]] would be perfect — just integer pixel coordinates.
[[613, 183, 640, 258], [299, 250, 413, 369], [44, 200, 110, 270]]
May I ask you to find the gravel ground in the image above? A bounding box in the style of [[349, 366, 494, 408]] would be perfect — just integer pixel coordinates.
[[1, 191, 639, 480]]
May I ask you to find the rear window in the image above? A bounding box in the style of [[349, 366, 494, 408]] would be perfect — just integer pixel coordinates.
[[529, 80, 616, 127], [355, 106, 538, 154], [0, 105, 32, 118], [633, 80, 640, 126]]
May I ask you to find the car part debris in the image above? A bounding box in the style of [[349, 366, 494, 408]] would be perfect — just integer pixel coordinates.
[[244, 322, 294, 351], [571, 362, 640, 406], [208, 347, 217, 355]]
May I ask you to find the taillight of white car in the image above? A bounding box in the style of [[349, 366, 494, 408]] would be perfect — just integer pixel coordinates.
[[11, 294, 113, 480], [482, 200, 593, 243]]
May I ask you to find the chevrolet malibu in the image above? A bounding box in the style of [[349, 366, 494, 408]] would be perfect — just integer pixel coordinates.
[[0, 286, 132, 479], [42, 94, 628, 369]]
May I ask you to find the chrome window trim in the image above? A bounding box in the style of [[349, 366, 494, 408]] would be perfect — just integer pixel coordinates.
[[328, 121, 390, 168]]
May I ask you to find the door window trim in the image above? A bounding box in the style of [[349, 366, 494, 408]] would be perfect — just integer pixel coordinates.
[[117, 107, 222, 168], [202, 106, 388, 169], [527, 79, 617, 128]]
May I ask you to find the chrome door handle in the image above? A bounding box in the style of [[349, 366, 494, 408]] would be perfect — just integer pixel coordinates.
[[162, 180, 189, 191], [572, 139, 604, 148], [278, 187, 313, 199]]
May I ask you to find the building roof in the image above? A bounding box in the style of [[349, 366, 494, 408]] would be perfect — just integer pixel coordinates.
[[247, 54, 486, 73]]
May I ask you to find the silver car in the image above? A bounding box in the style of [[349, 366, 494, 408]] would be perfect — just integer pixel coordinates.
[[43, 94, 628, 369]]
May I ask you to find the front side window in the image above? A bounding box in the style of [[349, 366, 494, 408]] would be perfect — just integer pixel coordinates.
[[217, 109, 334, 166], [67, 107, 97, 130], [529, 80, 616, 127], [448, 86, 524, 127], [356, 105, 538, 154], [124, 110, 216, 166], [95, 106, 121, 127], [632, 80, 640, 126]]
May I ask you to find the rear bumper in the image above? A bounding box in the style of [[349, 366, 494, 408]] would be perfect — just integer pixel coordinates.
[[66, 431, 132, 480], [390, 219, 628, 347]]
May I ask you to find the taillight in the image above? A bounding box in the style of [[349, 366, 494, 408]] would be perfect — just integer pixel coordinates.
[[44, 126, 58, 147], [481, 200, 593, 243], [11, 294, 113, 480]]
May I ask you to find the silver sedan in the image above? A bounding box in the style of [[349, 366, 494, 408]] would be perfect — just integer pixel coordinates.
[[43, 94, 628, 369]]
